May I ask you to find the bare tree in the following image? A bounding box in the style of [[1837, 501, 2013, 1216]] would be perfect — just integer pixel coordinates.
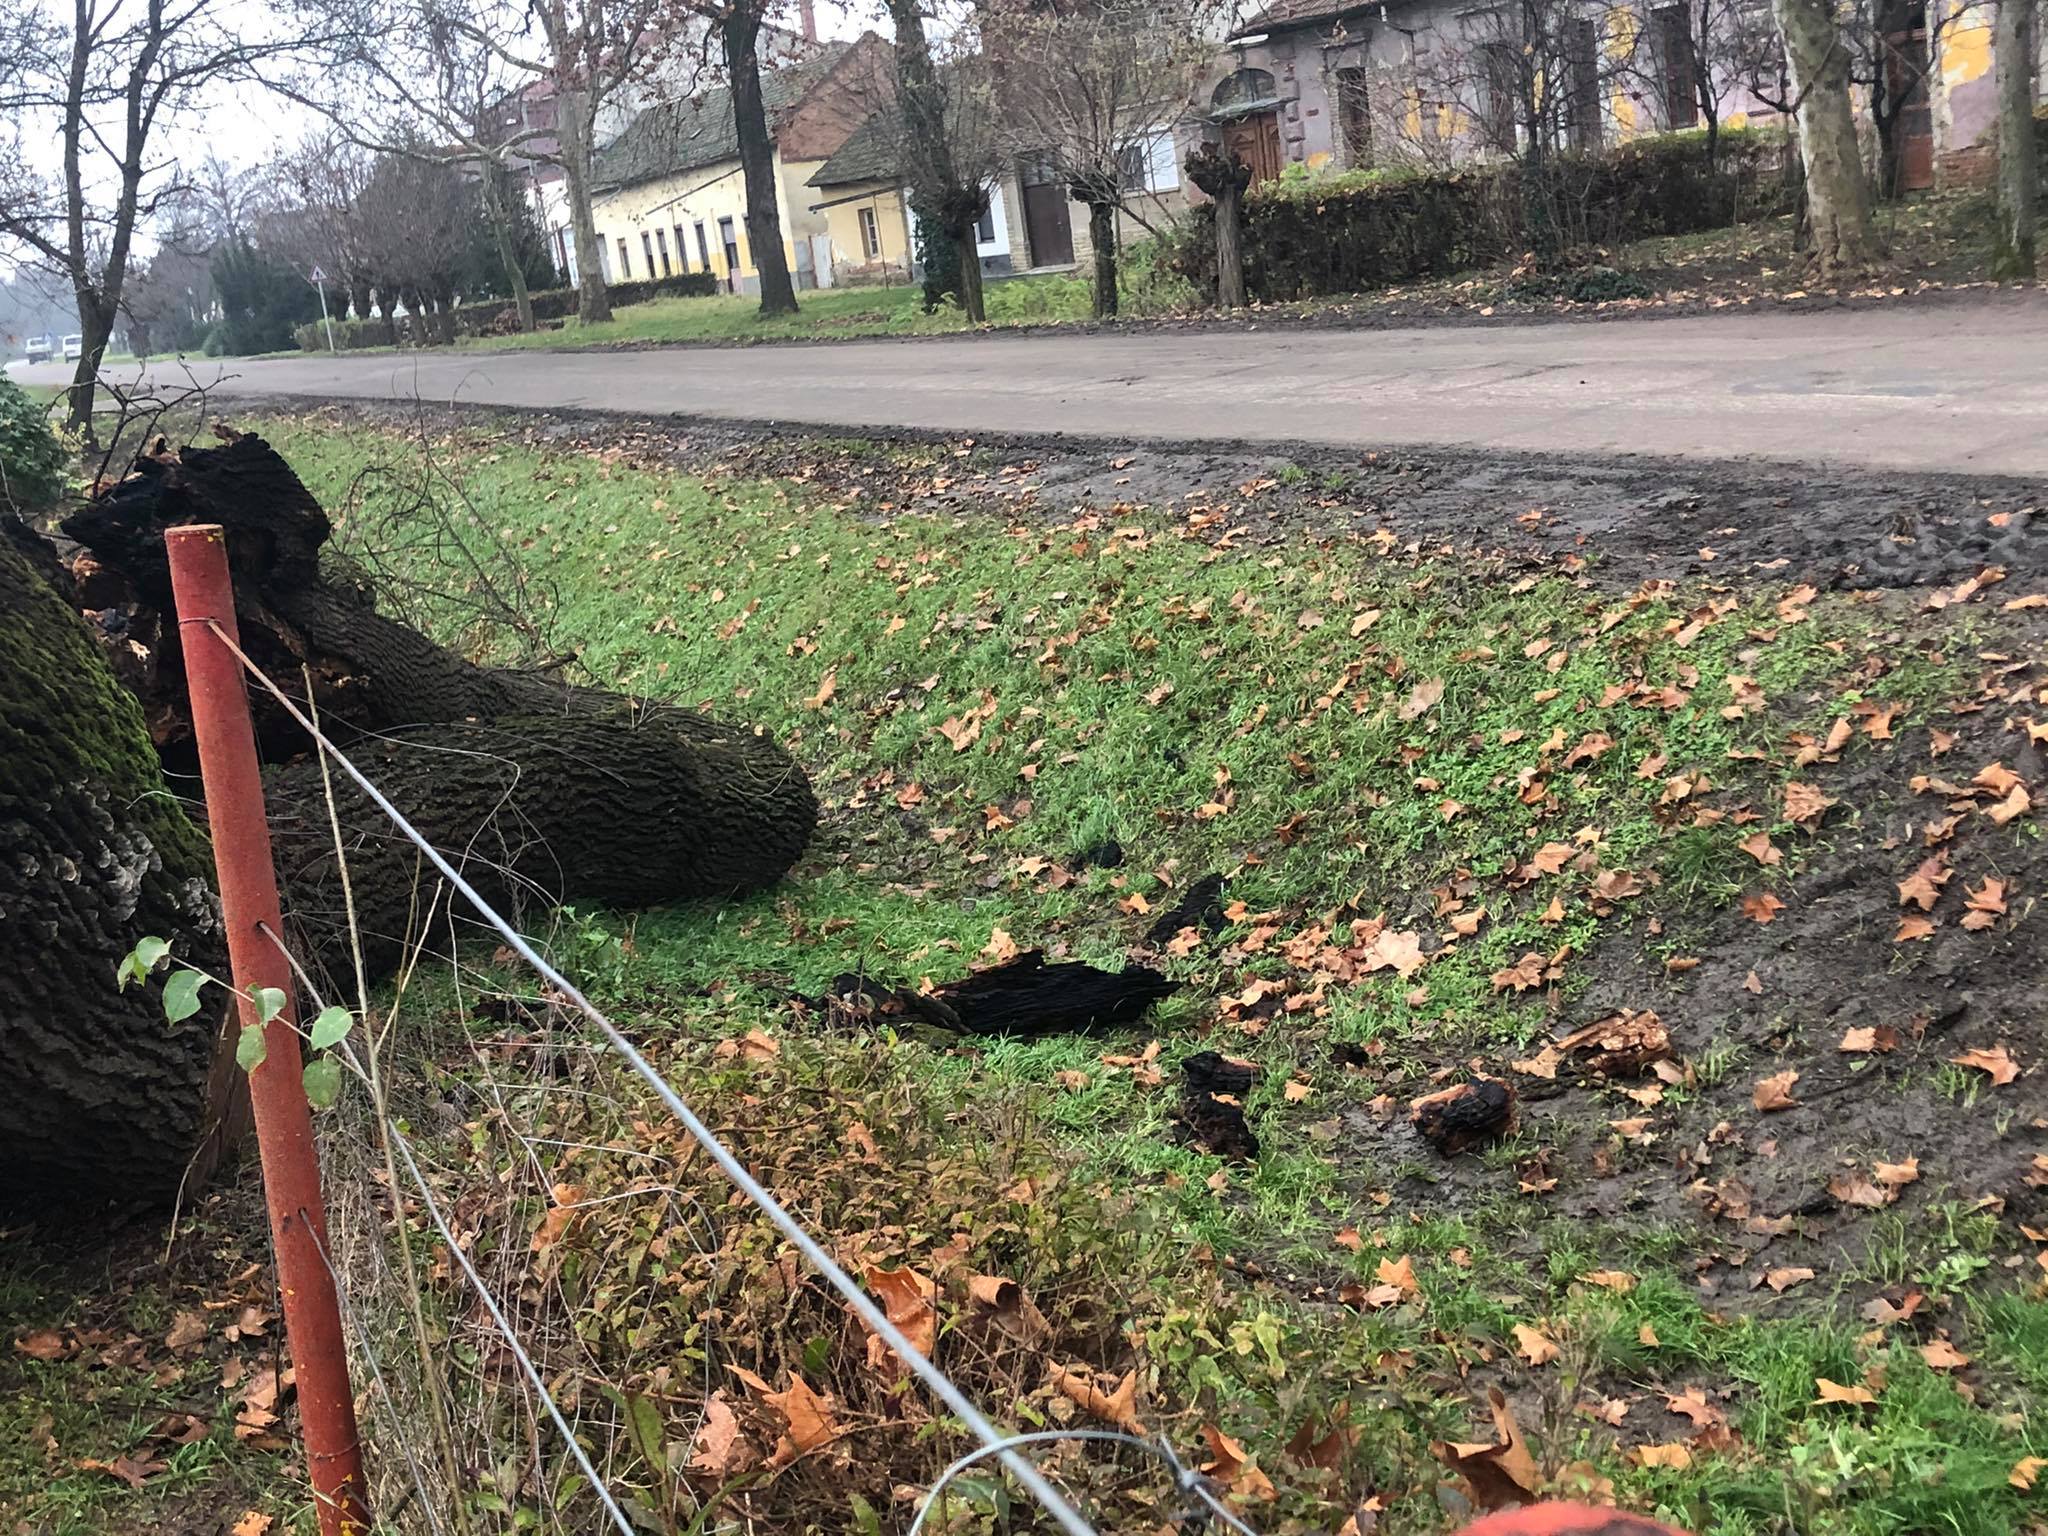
[[0, 0, 318, 436], [985, 0, 1226, 318], [1990, 0, 2037, 277]]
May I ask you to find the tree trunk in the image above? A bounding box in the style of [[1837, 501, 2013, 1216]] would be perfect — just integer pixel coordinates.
[[267, 713, 818, 980], [1087, 200, 1119, 318], [555, 87, 614, 325], [1773, 0, 1879, 276], [64, 291, 116, 442], [1215, 181, 1247, 307], [0, 523, 242, 1208], [953, 227, 986, 322], [725, 9, 800, 317], [480, 167, 538, 332], [1991, 0, 2039, 279], [59, 433, 820, 982]]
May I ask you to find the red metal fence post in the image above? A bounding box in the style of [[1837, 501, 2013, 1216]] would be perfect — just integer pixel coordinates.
[[166, 524, 370, 1536]]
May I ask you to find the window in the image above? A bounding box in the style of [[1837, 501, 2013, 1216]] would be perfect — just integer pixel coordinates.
[[1569, 18, 1603, 148], [674, 225, 690, 272], [640, 231, 655, 276], [718, 216, 740, 287], [616, 237, 631, 278], [1336, 67, 1372, 168], [655, 227, 671, 276], [857, 205, 881, 259], [695, 221, 711, 271], [976, 203, 996, 244], [1116, 130, 1176, 193], [1655, 5, 1699, 128], [1210, 68, 1277, 116], [1116, 141, 1149, 191]]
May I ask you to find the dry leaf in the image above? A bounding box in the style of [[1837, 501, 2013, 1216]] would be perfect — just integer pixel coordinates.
[[802, 667, 837, 710], [230, 1513, 273, 1536], [728, 1365, 839, 1464], [1580, 1270, 1638, 1293], [13, 1329, 75, 1362], [1738, 831, 1782, 866], [164, 1311, 208, 1352], [1874, 1157, 1919, 1187], [1513, 1323, 1560, 1366], [690, 1392, 757, 1477], [1783, 782, 1833, 825], [1920, 1338, 1971, 1372], [1753, 1070, 1801, 1113], [1765, 1266, 1817, 1293], [1665, 1386, 1725, 1429], [1398, 678, 1445, 721], [1952, 1045, 2021, 1086], [1813, 1377, 1878, 1406], [1633, 1442, 1693, 1470], [862, 1265, 938, 1363], [2012, 1456, 2048, 1491], [1051, 1367, 1146, 1434], [1431, 1387, 1541, 1511], [1376, 1254, 1421, 1299], [1741, 892, 1785, 924]]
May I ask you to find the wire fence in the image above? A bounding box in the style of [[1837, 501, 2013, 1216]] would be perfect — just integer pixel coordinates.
[[206, 616, 1253, 1536]]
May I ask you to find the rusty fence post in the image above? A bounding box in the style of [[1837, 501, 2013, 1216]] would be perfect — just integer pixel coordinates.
[[166, 524, 370, 1536]]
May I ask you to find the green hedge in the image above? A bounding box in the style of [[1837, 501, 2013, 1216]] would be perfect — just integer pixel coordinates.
[[0, 377, 67, 514], [294, 271, 721, 351], [1180, 127, 1793, 303]]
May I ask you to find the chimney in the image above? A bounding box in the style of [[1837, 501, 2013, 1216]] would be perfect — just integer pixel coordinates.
[[799, 0, 817, 42]]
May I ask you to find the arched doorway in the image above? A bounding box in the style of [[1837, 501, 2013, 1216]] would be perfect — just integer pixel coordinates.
[[1210, 68, 1284, 185]]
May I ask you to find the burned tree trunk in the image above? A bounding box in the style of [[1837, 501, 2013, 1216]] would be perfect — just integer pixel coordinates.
[[0, 526, 241, 1207], [63, 432, 819, 982]]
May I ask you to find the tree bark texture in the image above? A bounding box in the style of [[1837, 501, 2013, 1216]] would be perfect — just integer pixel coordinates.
[[726, 9, 800, 317], [0, 525, 239, 1207], [1991, 0, 2039, 279], [554, 86, 614, 325], [480, 167, 538, 332], [1087, 200, 1119, 318], [268, 714, 819, 980], [1185, 145, 1251, 308], [1773, 0, 1879, 276], [61, 434, 820, 981], [886, 0, 984, 321]]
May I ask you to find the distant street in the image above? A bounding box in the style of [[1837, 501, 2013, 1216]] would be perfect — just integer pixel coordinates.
[[15, 294, 2048, 475]]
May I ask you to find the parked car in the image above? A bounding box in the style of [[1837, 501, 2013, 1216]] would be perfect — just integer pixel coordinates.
[[24, 334, 52, 363], [62, 334, 83, 362]]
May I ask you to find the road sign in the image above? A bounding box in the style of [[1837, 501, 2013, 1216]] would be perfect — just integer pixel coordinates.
[[309, 265, 327, 284]]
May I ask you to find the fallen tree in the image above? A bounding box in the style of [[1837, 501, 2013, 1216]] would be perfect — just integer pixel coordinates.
[[60, 431, 819, 979], [0, 523, 243, 1206]]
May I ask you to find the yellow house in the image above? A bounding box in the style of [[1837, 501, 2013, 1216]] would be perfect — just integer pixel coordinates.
[[590, 36, 890, 294]]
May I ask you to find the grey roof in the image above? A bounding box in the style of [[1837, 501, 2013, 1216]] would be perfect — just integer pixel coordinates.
[[807, 107, 903, 188], [594, 44, 850, 192], [1228, 0, 1381, 38]]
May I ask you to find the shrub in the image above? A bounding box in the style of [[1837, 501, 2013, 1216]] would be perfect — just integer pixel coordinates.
[[295, 272, 724, 349], [0, 377, 68, 514], [1180, 126, 1793, 304]]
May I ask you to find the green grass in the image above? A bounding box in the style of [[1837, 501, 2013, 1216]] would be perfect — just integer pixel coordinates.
[[21, 413, 2037, 1534]]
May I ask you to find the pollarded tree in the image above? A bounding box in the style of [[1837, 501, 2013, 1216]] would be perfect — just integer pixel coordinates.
[[983, 0, 1228, 318]]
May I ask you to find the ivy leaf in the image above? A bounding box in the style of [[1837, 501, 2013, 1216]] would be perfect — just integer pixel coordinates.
[[251, 987, 287, 1025], [122, 936, 171, 987], [235, 1022, 267, 1073], [308, 1006, 353, 1052], [162, 969, 207, 1024], [302, 1056, 343, 1109]]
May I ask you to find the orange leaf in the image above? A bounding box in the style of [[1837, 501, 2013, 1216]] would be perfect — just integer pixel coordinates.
[[1579, 1269, 1638, 1293], [862, 1264, 938, 1361], [1051, 1366, 1146, 1434], [1765, 1266, 1816, 1292], [1377, 1254, 1422, 1299], [1513, 1324, 1559, 1366], [1952, 1045, 2021, 1085], [1738, 832, 1782, 866], [1813, 1377, 1878, 1406], [1431, 1387, 1541, 1511], [2012, 1456, 2048, 1491], [1633, 1442, 1694, 1470], [1920, 1338, 1970, 1372], [1752, 1070, 1801, 1112], [1741, 892, 1785, 924]]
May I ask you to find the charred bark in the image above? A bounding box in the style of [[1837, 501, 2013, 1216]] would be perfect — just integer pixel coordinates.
[[0, 531, 240, 1207], [803, 950, 1174, 1041]]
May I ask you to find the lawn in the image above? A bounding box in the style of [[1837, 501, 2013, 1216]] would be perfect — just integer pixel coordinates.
[[9, 413, 2047, 1536]]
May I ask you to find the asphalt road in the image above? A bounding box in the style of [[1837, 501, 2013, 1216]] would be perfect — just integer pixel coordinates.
[[15, 295, 2048, 474]]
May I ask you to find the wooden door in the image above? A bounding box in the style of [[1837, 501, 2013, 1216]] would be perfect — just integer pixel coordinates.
[[1223, 111, 1282, 186], [1018, 158, 1074, 267]]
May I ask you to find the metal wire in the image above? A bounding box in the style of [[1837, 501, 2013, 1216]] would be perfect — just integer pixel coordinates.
[[211, 620, 1100, 1536], [908, 1431, 1257, 1536], [389, 1127, 638, 1536]]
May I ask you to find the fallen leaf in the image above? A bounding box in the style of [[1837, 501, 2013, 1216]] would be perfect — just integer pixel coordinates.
[[1920, 1338, 1971, 1372], [1051, 1366, 1146, 1434], [1783, 782, 1833, 825], [1839, 1026, 1899, 1054], [1829, 1172, 1892, 1209], [1753, 1070, 1801, 1113], [1898, 854, 1953, 910], [1951, 1045, 2021, 1086], [164, 1311, 208, 1352], [1813, 1377, 1878, 1406], [1738, 831, 1782, 866], [1633, 1442, 1693, 1470], [1894, 914, 1937, 942], [1765, 1266, 1816, 1293], [728, 1365, 839, 1464], [983, 927, 1021, 964], [2013, 1456, 2048, 1491], [1665, 1386, 1725, 1429], [1377, 1254, 1422, 1299], [861, 1265, 938, 1364], [13, 1329, 75, 1362], [690, 1392, 757, 1477], [1741, 892, 1785, 924], [802, 667, 837, 710], [1580, 1269, 1637, 1292], [230, 1513, 273, 1536], [1874, 1157, 1919, 1186], [1398, 678, 1445, 721], [1513, 1323, 1560, 1366], [1431, 1387, 1540, 1511], [76, 1456, 163, 1491]]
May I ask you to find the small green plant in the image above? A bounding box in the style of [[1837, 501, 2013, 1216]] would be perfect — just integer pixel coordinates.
[[0, 375, 68, 513], [119, 936, 354, 1106]]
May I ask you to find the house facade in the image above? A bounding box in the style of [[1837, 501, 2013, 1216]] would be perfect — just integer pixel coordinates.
[[1209, 0, 2043, 194], [805, 107, 1191, 286], [589, 35, 891, 294]]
